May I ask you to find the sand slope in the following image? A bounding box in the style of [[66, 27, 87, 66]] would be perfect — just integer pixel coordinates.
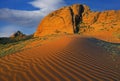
[[0, 35, 120, 81]]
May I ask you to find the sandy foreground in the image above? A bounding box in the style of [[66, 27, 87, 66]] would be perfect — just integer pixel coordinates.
[[0, 35, 120, 81]]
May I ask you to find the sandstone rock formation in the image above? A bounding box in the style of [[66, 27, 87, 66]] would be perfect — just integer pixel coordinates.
[[34, 4, 120, 42], [10, 31, 26, 38], [34, 4, 88, 36], [82, 10, 120, 42]]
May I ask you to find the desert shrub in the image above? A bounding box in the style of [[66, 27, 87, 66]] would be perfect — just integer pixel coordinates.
[[89, 37, 120, 59], [116, 34, 120, 39], [0, 42, 25, 57], [55, 30, 61, 33], [0, 34, 33, 44], [113, 24, 117, 25], [113, 33, 120, 39], [78, 25, 94, 34], [96, 40, 120, 56], [0, 34, 34, 57]]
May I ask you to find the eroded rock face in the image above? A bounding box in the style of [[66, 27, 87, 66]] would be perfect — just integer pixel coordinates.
[[81, 10, 120, 42], [34, 4, 88, 37], [34, 4, 120, 42]]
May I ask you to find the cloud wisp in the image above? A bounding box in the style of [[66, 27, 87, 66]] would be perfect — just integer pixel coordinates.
[[0, 9, 43, 27], [0, 0, 66, 27], [29, 0, 66, 12]]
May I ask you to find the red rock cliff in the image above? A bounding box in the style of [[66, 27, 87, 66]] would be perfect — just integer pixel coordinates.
[[34, 4, 120, 42]]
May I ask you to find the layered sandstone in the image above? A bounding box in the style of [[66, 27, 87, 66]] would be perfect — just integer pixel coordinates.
[[34, 4, 89, 36], [82, 10, 120, 42], [34, 4, 120, 42]]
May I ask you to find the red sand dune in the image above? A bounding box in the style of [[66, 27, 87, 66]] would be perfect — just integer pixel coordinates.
[[0, 35, 120, 81]]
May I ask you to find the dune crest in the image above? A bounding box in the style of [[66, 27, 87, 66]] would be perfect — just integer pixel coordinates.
[[0, 35, 120, 81]]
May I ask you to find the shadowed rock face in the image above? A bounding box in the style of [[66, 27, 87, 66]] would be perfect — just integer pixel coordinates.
[[34, 4, 120, 42], [70, 4, 84, 33]]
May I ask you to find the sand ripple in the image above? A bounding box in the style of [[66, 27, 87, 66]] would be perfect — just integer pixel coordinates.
[[0, 36, 120, 81]]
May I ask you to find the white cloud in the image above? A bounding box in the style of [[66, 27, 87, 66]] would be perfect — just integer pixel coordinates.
[[0, 0, 66, 37], [29, 0, 65, 12], [0, 0, 66, 27], [29, 0, 65, 8], [0, 9, 43, 27], [0, 9, 42, 37]]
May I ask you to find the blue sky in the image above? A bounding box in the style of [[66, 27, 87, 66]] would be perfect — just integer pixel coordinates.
[[0, 0, 120, 37]]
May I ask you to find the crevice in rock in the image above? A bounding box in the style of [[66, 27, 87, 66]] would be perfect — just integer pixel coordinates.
[[70, 5, 85, 34], [69, 7, 75, 33], [75, 5, 84, 33], [92, 12, 101, 24]]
